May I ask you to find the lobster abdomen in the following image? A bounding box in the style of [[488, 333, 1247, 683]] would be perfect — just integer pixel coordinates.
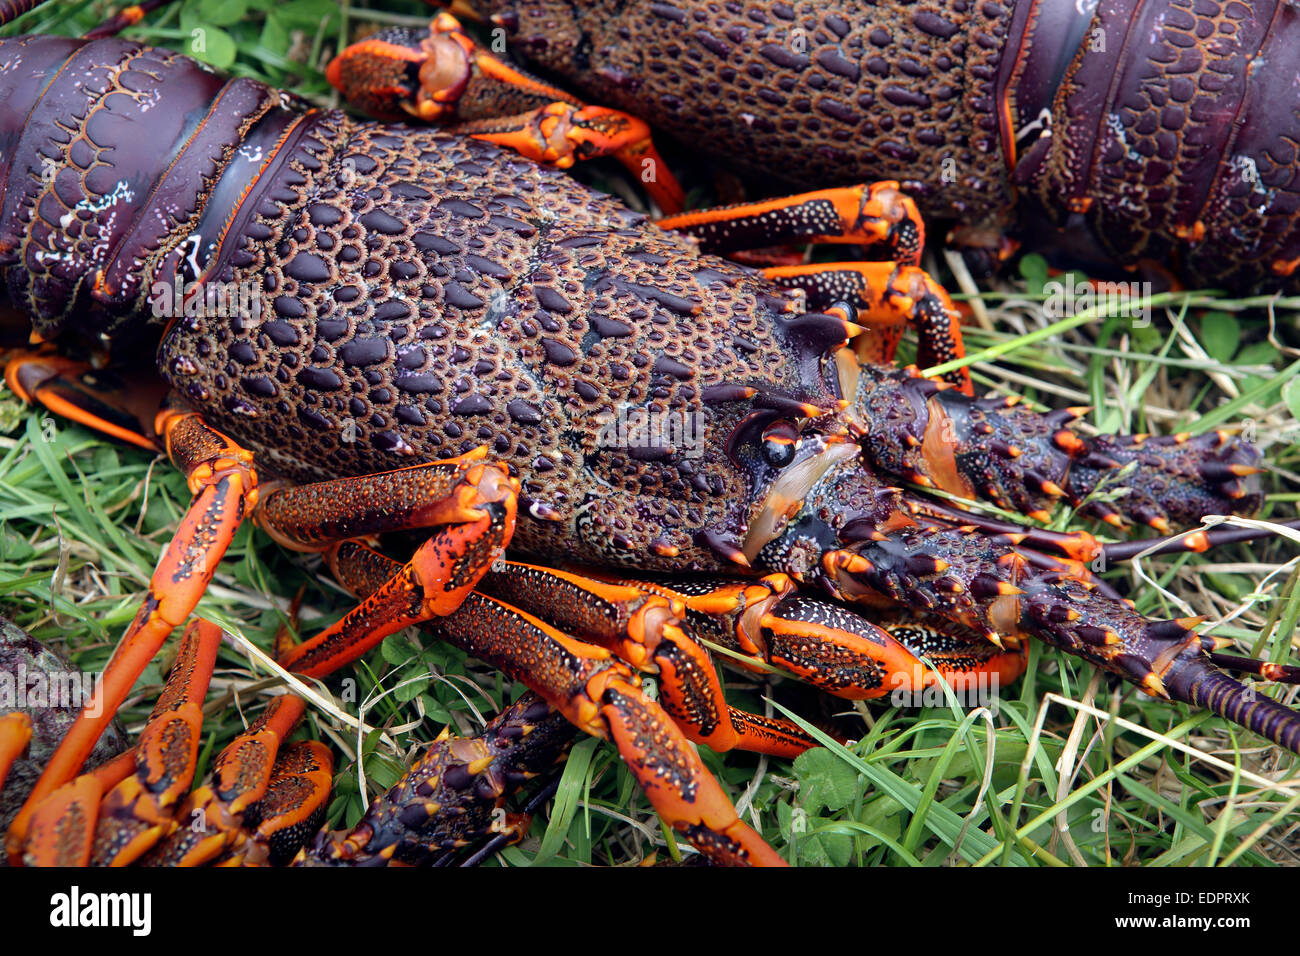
[[1012, 0, 1300, 292], [0, 36, 318, 342]]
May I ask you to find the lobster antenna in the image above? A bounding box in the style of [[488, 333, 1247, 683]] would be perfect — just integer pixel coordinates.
[[1103, 516, 1300, 563], [0, 0, 51, 29], [1163, 652, 1300, 754], [0, 0, 174, 35]]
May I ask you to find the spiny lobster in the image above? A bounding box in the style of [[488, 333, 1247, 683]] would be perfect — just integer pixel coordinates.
[[334, 0, 1300, 294], [0, 0, 1296, 867]]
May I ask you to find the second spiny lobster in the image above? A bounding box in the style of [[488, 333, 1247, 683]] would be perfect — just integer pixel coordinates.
[[331, 0, 1300, 294]]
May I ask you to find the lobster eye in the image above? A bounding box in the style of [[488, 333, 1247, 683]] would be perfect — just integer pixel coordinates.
[[761, 420, 799, 468]]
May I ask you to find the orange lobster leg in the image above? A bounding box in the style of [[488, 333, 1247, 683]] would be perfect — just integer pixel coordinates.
[[624, 573, 1027, 700], [11, 754, 136, 867], [479, 562, 816, 758], [326, 11, 686, 211], [18, 619, 220, 866], [764, 262, 971, 393], [4, 351, 165, 451], [216, 740, 334, 866], [141, 694, 314, 866], [453, 102, 686, 212], [324, 542, 783, 866], [658, 182, 927, 265], [5, 410, 258, 863], [267, 454, 519, 677], [254, 447, 514, 550], [0, 712, 33, 791], [432, 594, 783, 865]]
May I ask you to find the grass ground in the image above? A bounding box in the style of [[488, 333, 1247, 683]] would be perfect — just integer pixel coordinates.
[[2, 0, 1300, 867]]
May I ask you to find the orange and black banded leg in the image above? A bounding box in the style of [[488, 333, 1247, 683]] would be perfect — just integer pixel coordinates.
[[450, 103, 685, 212], [0, 712, 33, 792], [213, 740, 334, 866], [432, 594, 784, 866], [18, 618, 221, 867], [327, 12, 686, 212], [6, 408, 259, 863], [140, 694, 321, 866], [657, 183, 926, 266], [764, 263, 970, 393], [323, 542, 784, 866], [619, 573, 1027, 701], [264, 449, 519, 677], [652, 184, 968, 390], [478, 562, 816, 758], [294, 553, 573, 867], [867, 615, 1030, 698]]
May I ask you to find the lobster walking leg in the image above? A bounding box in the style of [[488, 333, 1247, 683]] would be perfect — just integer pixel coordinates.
[[478, 562, 817, 756], [651, 184, 969, 391], [265, 452, 519, 676], [764, 263, 970, 391], [218, 739, 334, 866], [614, 573, 1028, 700], [16, 622, 325, 867], [17, 618, 220, 866], [5, 352, 165, 452], [297, 544, 577, 867], [5, 408, 259, 862], [326, 11, 686, 210], [656, 183, 927, 264], [318, 542, 784, 866], [0, 712, 33, 793], [139, 696, 325, 867]]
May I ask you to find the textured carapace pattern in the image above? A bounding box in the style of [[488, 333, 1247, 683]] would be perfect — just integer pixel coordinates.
[[482, 0, 1013, 220], [160, 111, 841, 574], [1, 35, 849, 572], [2, 25, 1296, 864], [475, 0, 1300, 291]]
